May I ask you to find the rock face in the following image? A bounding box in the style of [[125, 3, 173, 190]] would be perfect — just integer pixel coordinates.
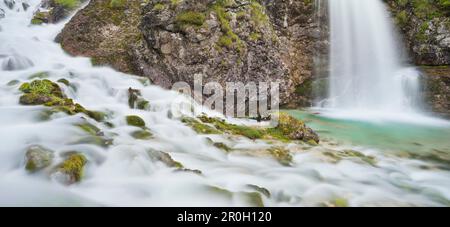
[[57, 0, 318, 106], [386, 0, 450, 65]]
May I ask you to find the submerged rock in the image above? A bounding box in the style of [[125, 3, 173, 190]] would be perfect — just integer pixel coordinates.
[[0, 8, 5, 19], [3, 0, 15, 10], [1, 55, 34, 71], [267, 147, 293, 166], [128, 87, 150, 110], [52, 153, 87, 185], [147, 149, 183, 169], [24, 145, 54, 172], [18, 79, 106, 122]]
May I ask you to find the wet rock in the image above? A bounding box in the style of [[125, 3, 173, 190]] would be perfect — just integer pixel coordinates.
[[57, 0, 319, 107], [6, 80, 19, 86], [213, 142, 231, 153], [3, 0, 15, 10], [275, 113, 320, 143], [126, 115, 146, 128], [24, 145, 54, 172], [22, 2, 29, 11], [1, 55, 34, 71], [147, 149, 183, 169], [52, 153, 87, 185], [386, 0, 450, 65], [267, 147, 293, 166], [246, 184, 271, 198], [131, 129, 153, 140], [128, 87, 150, 110]]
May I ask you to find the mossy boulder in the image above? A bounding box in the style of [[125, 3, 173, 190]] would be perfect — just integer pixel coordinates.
[[25, 145, 55, 172], [324, 150, 377, 167], [126, 115, 146, 128], [52, 153, 87, 185], [131, 130, 153, 140], [31, 0, 85, 25]]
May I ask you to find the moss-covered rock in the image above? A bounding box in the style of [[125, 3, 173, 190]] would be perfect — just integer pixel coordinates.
[[24, 145, 54, 172], [147, 149, 184, 169], [267, 147, 293, 166], [131, 130, 153, 140], [186, 113, 320, 143], [52, 153, 87, 184], [126, 115, 146, 128], [324, 150, 377, 167]]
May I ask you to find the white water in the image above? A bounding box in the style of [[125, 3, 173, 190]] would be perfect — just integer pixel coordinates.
[[326, 0, 423, 116], [1, 1, 450, 207]]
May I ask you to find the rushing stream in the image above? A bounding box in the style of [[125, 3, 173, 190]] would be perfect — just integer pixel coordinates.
[[0, 1, 449, 207]]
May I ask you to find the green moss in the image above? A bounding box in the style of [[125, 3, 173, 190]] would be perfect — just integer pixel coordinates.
[[57, 78, 70, 86], [109, 0, 126, 9], [18, 80, 104, 122], [176, 11, 206, 27], [153, 3, 165, 11], [7, 80, 20, 86], [131, 130, 153, 140], [31, 18, 44, 25], [267, 147, 293, 166], [56, 153, 87, 183], [212, 2, 244, 52], [126, 115, 146, 128], [55, 0, 80, 10]]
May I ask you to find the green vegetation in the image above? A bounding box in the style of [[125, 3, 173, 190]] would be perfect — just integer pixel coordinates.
[[175, 11, 206, 27], [131, 130, 153, 140], [212, 0, 244, 52], [267, 147, 293, 166], [56, 153, 87, 183], [153, 3, 165, 11], [18, 80, 105, 122], [55, 0, 80, 10], [182, 113, 319, 143]]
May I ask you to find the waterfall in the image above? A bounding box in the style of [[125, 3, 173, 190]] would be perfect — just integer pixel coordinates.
[[326, 0, 422, 114]]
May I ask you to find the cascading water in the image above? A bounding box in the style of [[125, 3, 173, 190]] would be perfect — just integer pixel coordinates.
[[326, 0, 422, 115], [1, 1, 450, 207]]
